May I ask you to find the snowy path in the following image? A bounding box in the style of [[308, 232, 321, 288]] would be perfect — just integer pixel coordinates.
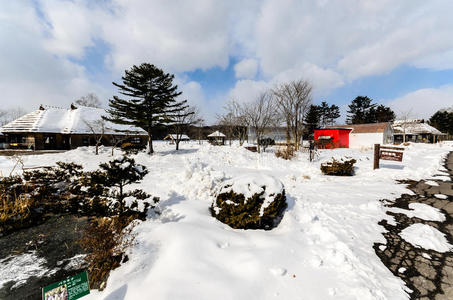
[[376, 152, 453, 299], [1, 142, 452, 299]]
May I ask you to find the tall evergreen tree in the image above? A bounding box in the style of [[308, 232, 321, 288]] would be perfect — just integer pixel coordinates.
[[304, 105, 321, 136], [104, 63, 188, 154], [429, 110, 453, 135], [347, 96, 394, 124], [373, 104, 396, 122], [346, 96, 375, 124]]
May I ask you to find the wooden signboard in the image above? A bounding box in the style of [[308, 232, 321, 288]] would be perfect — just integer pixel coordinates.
[[380, 150, 403, 162], [374, 144, 404, 169]]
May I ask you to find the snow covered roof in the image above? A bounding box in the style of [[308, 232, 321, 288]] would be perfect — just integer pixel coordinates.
[[0, 106, 146, 135], [393, 121, 445, 135], [164, 134, 190, 140], [326, 122, 391, 133], [208, 130, 226, 137]]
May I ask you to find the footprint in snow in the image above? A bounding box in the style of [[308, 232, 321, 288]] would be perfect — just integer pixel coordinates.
[[269, 267, 287, 276], [217, 242, 230, 249]]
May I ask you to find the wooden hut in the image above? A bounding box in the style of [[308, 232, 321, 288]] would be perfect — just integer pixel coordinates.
[[0, 105, 147, 150], [207, 131, 226, 145], [392, 120, 446, 144], [164, 134, 190, 144]]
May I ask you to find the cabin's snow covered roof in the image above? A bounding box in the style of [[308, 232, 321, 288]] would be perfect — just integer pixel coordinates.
[[165, 134, 190, 140], [0, 106, 146, 135], [326, 122, 391, 133], [208, 130, 226, 137], [393, 120, 444, 135]]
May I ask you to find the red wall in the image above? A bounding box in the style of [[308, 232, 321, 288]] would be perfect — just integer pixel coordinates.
[[314, 129, 350, 148]]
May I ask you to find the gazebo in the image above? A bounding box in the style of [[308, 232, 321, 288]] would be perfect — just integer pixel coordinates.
[[164, 134, 190, 144], [207, 131, 226, 145]]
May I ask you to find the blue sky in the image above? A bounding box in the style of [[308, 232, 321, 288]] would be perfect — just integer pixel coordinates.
[[2, 0, 453, 124]]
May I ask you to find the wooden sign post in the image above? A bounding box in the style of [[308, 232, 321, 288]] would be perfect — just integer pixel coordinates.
[[374, 144, 380, 170], [374, 144, 404, 169]]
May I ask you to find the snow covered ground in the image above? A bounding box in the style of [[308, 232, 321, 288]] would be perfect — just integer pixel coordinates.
[[1, 141, 452, 300]]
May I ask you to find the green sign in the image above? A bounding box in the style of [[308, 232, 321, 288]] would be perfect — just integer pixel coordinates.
[[42, 271, 90, 300]]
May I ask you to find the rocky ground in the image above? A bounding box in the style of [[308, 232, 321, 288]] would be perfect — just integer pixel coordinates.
[[0, 215, 89, 300], [375, 152, 453, 300]]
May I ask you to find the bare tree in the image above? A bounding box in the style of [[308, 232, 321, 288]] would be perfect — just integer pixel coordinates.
[[0, 107, 27, 126], [171, 106, 200, 150], [0, 110, 7, 126], [397, 109, 413, 143], [217, 100, 248, 146], [242, 92, 277, 153], [110, 133, 129, 156], [75, 93, 103, 108], [195, 117, 205, 145], [83, 119, 105, 155], [273, 80, 312, 150]]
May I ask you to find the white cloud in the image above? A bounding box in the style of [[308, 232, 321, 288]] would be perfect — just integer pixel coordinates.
[[0, 1, 108, 111], [234, 58, 258, 79], [100, 0, 232, 74], [255, 0, 453, 80], [40, 0, 98, 58], [385, 85, 453, 119], [2, 0, 453, 123], [228, 79, 269, 104], [226, 62, 343, 109]]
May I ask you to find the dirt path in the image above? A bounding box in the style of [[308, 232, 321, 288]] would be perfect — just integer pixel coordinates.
[[0, 215, 89, 300], [375, 152, 453, 300]]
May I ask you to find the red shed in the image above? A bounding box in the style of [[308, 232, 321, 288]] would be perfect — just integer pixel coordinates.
[[314, 128, 352, 149]]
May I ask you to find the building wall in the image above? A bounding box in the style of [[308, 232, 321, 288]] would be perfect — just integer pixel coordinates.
[[314, 129, 350, 148], [383, 125, 394, 144], [349, 132, 384, 148]]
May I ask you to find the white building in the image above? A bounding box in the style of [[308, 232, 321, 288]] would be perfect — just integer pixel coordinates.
[[327, 123, 394, 148]]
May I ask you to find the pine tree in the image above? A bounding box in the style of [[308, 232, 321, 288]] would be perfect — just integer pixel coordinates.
[[429, 110, 453, 135], [304, 105, 321, 136], [347, 96, 394, 124], [346, 96, 375, 124], [326, 104, 340, 125], [82, 156, 156, 216], [373, 105, 396, 122], [104, 63, 187, 154]]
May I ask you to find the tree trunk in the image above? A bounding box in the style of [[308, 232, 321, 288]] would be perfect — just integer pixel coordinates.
[[95, 143, 99, 155], [148, 132, 154, 155], [256, 131, 261, 153], [176, 140, 180, 150]]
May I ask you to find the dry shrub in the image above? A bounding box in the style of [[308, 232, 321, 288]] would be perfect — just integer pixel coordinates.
[[81, 215, 138, 290], [211, 189, 287, 230], [321, 158, 356, 176], [275, 146, 295, 160], [0, 176, 41, 235]]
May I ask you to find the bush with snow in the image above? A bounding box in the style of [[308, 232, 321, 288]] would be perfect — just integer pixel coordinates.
[[321, 157, 356, 176], [211, 174, 287, 230]]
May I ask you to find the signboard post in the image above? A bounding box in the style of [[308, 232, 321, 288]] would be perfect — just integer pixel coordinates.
[[42, 271, 90, 300], [374, 144, 404, 169]]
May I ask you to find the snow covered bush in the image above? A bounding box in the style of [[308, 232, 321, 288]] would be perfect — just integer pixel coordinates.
[[81, 156, 158, 217], [320, 157, 357, 176], [275, 146, 295, 160], [22, 162, 83, 213], [211, 174, 287, 230]]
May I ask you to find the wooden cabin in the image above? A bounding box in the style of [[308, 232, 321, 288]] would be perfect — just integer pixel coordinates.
[[207, 131, 226, 145], [0, 105, 148, 150]]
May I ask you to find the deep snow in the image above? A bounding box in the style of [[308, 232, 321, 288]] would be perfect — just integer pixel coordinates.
[[0, 141, 452, 300]]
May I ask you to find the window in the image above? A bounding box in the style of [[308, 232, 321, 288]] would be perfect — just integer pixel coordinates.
[[131, 137, 141, 144]]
